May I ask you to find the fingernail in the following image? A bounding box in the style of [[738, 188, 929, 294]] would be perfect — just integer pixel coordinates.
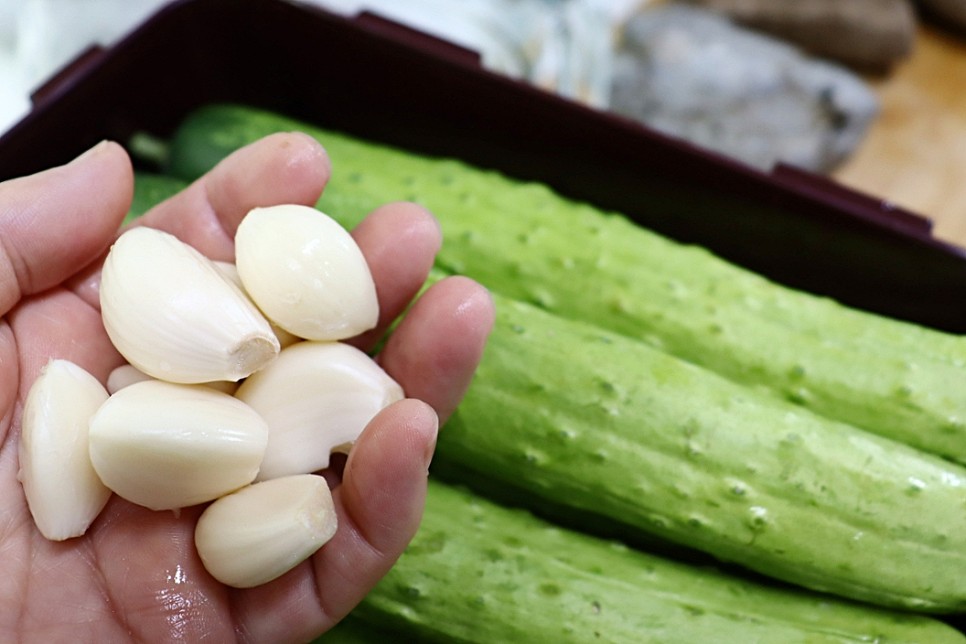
[[422, 407, 440, 470], [70, 140, 111, 165]]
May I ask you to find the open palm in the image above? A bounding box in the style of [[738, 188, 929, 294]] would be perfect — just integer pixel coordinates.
[[0, 134, 493, 642]]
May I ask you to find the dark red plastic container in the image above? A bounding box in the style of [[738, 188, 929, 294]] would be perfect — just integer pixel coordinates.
[[1, 0, 965, 333]]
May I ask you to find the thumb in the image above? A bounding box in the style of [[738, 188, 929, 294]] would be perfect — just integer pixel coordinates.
[[0, 141, 133, 316]]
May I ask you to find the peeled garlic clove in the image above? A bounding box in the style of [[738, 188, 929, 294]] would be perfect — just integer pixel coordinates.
[[195, 474, 337, 588], [106, 363, 153, 394], [100, 227, 280, 384], [213, 260, 300, 349], [18, 359, 111, 541], [107, 363, 238, 395], [234, 204, 379, 341], [89, 380, 269, 511], [235, 341, 404, 481], [202, 379, 241, 396]]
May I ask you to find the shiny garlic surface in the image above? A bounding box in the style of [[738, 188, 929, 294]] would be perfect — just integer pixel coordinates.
[[194, 474, 338, 588], [100, 226, 280, 384], [236, 340, 404, 480], [18, 359, 111, 541], [88, 380, 269, 511], [234, 204, 379, 342]]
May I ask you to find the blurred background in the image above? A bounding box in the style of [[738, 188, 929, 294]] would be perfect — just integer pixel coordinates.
[[2, 0, 966, 246]]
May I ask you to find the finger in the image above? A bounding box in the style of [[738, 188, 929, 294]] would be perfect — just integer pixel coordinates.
[[318, 398, 438, 621], [229, 398, 438, 641], [379, 276, 495, 424], [0, 141, 132, 317], [7, 289, 121, 399], [1, 287, 122, 453], [137, 132, 331, 261], [337, 397, 438, 548], [88, 498, 236, 642], [0, 322, 18, 445], [348, 202, 441, 349], [67, 132, 332, 311], [68, 132, 331, 310]]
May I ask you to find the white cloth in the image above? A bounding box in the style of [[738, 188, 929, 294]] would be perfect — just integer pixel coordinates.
[[317, 0, 640, 105], [0, 0, 171, 133], [0, 0, 645, 136]]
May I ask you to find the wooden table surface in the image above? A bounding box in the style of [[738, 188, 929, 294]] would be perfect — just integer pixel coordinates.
[[832, 24, 966, 250]]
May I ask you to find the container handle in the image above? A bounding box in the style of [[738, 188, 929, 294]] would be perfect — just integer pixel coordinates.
[[771, 162, 933, 237], [30, 45, 106, 109]]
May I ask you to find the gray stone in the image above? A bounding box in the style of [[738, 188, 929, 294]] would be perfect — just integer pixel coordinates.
[[681, 0, 916, 72], [609, 4, 880, 173]]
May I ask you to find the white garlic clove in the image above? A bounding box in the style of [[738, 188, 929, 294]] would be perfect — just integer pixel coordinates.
[[234, 204, 379, 341], [99, 227, 280, 384], [107, 363, 238, 395], [194, 474, 338, 588], [213, 260, 300, 349], [106, 363, 153, 394], [88, 380, 269, 511], [235, 341, 404, 481], [202, 379, 241, 396], [18, 359, 112, 541]]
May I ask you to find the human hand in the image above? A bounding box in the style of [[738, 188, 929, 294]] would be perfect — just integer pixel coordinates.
[[0, 134, 494, 642]]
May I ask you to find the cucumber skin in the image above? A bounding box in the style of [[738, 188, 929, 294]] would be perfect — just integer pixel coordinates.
[[346, 481, 964, 644], [425, 275, 966, 614], [126, 172, 188, 224], [164, 103, 966, 464], [312, 615, 397, 643]]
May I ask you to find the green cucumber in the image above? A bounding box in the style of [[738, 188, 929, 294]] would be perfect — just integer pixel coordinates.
[[347, 480, 964, 643], [312, 614, 396, 643], [163, 103, 966, 465], [126, 172, 189, 224], [423, 273, 966, 613]]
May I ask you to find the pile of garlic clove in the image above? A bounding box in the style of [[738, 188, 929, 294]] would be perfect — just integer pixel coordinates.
[[17, 204, 404, 588]]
